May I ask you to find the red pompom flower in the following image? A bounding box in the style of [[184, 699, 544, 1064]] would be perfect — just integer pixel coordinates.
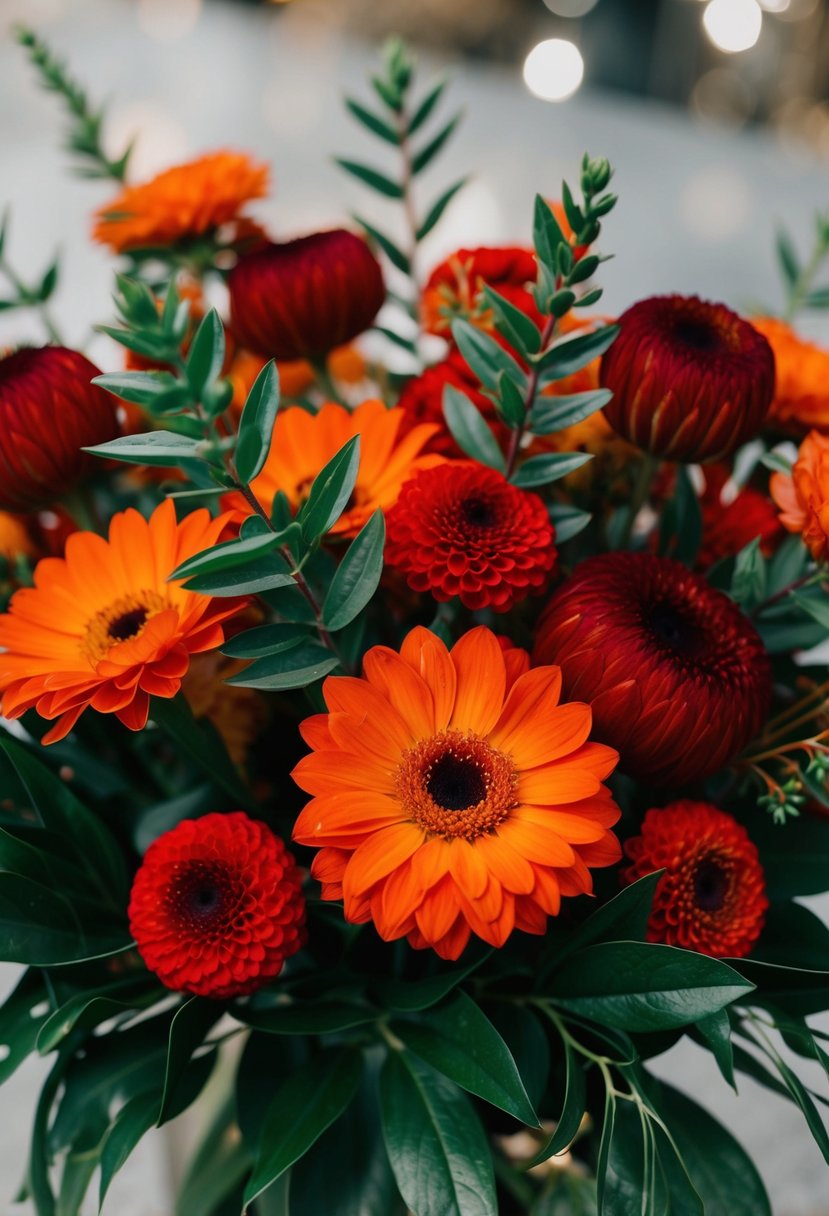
[[229, 229, 385, 361], [0, 347, 120, 511], [385, 463, 557, 611], [534, 553, 771, 786], [129, 812, 306, 999], [622, 800, 767, 958], [600, 295, 775, 463]]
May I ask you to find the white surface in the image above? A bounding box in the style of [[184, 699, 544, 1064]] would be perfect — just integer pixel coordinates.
[[1, 0, 828, 1211]]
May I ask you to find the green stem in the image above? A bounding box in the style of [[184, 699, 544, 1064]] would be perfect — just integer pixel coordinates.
[[62, 485, 101, 533], [504, 312, 559, 481], [618, 453, 659, 550]]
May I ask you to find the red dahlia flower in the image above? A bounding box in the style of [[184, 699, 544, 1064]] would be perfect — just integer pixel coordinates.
[[697, 465, 782, 570], [421, 246, 538, 337], [229, 229, 385, 361], [600, 295, 775, 463], [622, 800, 767, 958], [533, 553, 772, 787], [385, 463, 557, 611], [0, 347, 120, 511], [397, 351, 504, 457], [129, 812, 306, 999]]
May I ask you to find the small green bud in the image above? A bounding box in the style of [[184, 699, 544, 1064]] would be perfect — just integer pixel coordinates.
[[588, 157, 612, 192]]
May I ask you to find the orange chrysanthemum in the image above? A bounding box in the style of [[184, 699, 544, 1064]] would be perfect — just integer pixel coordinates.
[[753, 316, 829, 434], [238, 400, 442, 539], [771, 430, 829, 563], [93, 151, 269, 254], [292, 626, 621, 960], [0, 500, 246, 743]]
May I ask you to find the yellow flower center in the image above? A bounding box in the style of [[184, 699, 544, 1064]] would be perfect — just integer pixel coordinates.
[[395, 729, 517, 841], [81, 590, 169, 664]]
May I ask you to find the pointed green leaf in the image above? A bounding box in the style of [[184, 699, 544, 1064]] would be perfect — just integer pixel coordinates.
[[323, 510, 386, 630], [335, 159, 403, 199], [185, 309, 225, 396], [355, 215, 411, 274], [299, 435, 361, 542], [235, 360, 280, 483], [443, 385, 506, 471], [409, 78, 448, 134], [417, 179, 468, 241], [530, 388, 612, 434], [451, 318, 527, 394], [412, 114, 461, 176], [512, 451, 592, 488], [84, 431, 205, 467], [225, 643, 340, 690], [535, 324, 619, 382], [345, 97, 399, 144]]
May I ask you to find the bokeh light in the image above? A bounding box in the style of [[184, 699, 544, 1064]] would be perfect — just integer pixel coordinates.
[[702, 0, 763, 53], [542, 0, 599, 16], [523, 39, 585, 102]]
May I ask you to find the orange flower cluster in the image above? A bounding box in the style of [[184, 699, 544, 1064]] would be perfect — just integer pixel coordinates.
[[753, 316, 829, 434], [771, 430, 829, 562]]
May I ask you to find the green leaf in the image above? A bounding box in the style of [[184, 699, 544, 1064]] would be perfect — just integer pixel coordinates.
[[225, 642, 340, 690], [0, 873, 128, 965], [355, 215, 411, 274], [412, 114, 461, 175], [235, 360, 280, 484], [549, 942, 754, 1031], [765, 533, 807, 596], [335, 159, 403, 199], [529, 389, 612, 435], [171, 533, 281, 582], [482, 285, 541, 356], [37, 984, 154, 1055], [535, 324, 619, 382], [533, 194, 568, 272], [379, 949, 491, 1012], [792, 589, 829, 629], [0, 971, 50, 1084], [776, 228, 800, 287], [528, 1039, 586, 1166], [243, 1048, 363, 1209], [805, 285, 829, 309], [695, 1009, 736, 1089], [150, 694, 256, 812], [512, 451, 592, 489], [443, 385, 506, 471], [323, 510, 386, 631], [659, 465, 702, 566], [649, 1080, 772, 1216], [760, 449, 794, 475], [417, 179, 468, 241], [754, 901, 829, 970], [185, 309, 225, 396], [534, 1175, 598, 1216], [549, 503, 592, 543], [84, 431, 205, 467], [222, 623, 312, 660], [182, 552, 295, 597], [728, 959, 829, 1017], [238, 1000, 379, 1035], [380, 1050, 497, 1216], [541, 873, 663, 975], [345, 97, 399, 144], [92, 370, 183, 406], [495, 371, 527, 427], [158, 998, 221, 1126], [300, 435, 362, 543], [409, 78, 447, 134], [393, 991, 539, 1125], [486, 1004, 549, 1111], [730, 537, 767, 609], [98, 1091, 160, 1210], [451, 318, 527, 394]]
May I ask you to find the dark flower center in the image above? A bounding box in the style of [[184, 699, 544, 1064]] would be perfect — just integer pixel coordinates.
[[647, 600, 705, 656], [171, 862, 234, 928], [461, 496, 497, 530], [672, 319, 723, 354], [108, 607, 149, 642], [693, 857, 730, 912], [426, 753, 488, 811]]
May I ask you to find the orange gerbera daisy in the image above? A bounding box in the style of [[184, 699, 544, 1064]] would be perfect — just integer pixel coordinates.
[[240, 399, 442, 539], [92, 151, 269, 254], [771, 430, 829, 563], [292, 626, 621, 960], [752, 316, 829, 434], [0, 500, 246, 743]]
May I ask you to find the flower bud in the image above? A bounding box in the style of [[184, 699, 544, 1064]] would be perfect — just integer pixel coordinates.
[[0, 346, 120, 511], [228, 229, 385, 362]]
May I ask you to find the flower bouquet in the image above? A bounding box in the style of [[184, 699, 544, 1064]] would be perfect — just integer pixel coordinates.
[[1, 28, 828, 1216]]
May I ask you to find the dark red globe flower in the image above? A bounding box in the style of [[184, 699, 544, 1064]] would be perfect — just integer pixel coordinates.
[[697, 464, 783, 570], [385, 462, 557, 612], [0, 346, 120, 511], [421, 246, 539, 337], [533, 553, 771, 787], [600, 295, 775, 463], [129, 812, 306, 999], [622, 800, 768, 958], [397, 351, 505, 457], [228, 229, 385, 361]]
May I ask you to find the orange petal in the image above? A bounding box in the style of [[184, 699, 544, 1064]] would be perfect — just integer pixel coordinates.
[[447, 839, 489, 900], [475, 832, 536, 895], [450, 627, 505, 735], [342, 822, 424, 899], [400, 627, 456, 730], [499, 817, 575, 866], [293, 791, 403, 846], [362, 646, 436, 739]]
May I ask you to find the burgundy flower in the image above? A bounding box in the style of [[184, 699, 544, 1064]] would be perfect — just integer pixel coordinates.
[[229, 229, 385, 361]]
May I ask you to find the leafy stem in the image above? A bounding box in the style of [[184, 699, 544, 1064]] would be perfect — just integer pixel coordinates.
[[504, 312, 559, 480]]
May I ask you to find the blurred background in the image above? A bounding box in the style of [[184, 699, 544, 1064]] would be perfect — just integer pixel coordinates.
[[1, 0, 829, 1213]]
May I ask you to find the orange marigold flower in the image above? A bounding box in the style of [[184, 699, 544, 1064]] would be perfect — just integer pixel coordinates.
[[93, 151, 269, 254], [622, 801, 767, 958], [0, 500, 247, 743], [422, 246, 539, 337], [752, 316, 829, 435], [238, 400, 442, 539], [292, 625, 621, 960], [771, 430, 829, 563]]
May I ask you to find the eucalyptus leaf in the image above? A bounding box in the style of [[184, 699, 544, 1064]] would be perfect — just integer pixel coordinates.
[[443, 385, 506, 471], [235, 360, 280, 484], [323, 510, 386, 631]]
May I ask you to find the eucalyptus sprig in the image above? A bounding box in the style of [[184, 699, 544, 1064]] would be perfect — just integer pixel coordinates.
[[340, 38, 467, 361], [15, 26, 131, 182], [0, 212, 63, 343], [776, 209, 829, 321], [442, 153, 619, 536]]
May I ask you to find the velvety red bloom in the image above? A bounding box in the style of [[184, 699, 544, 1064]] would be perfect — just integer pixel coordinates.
[[534, 553, 772, 787], [421, 246, 539, 337], [622, 800, 767, 958], [397, 351, 505, 457], [0, 347, 120, 511], [601, 295, 775, 463], [697, 465, 782, 569], [229, 229, 385, 361], [385, 463, 557, 611], [129, 812, 306, 998]]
